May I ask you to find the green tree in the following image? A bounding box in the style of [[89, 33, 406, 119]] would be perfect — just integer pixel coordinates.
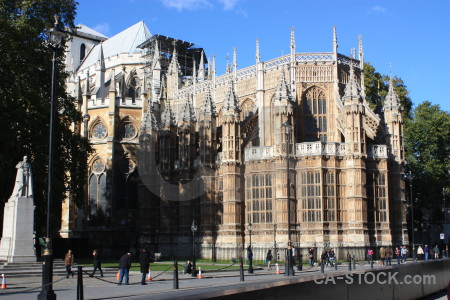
[[404, 102, 450, 228], [363, 62, 412, 119], [0, 0, 91, 236]]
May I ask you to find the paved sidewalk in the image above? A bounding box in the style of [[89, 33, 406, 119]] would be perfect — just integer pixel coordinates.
[[0, 261, 436, 299]]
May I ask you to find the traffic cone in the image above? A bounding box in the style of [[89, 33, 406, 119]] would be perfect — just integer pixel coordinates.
[[147, 268, 153, 281], [197, 267, 203, 279], [275, 263, 280, 275], [1, 274, 6, 289], [116, 270, 120, 281]]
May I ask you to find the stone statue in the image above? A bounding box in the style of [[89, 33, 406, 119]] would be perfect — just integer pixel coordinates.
[[9, 156, 33, 199], [0, 156, 35, 262]]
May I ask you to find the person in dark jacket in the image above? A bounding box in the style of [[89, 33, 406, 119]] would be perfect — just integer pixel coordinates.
[[64, 249, 75, 278], [117, 252, 131, 285], [90, 250, 103, 277], [138, 249, 150, 285]]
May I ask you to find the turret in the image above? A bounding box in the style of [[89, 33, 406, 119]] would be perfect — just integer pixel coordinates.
[[198, 50, 205, 81], [178, 95, 197, 176], [343, 63, 365, 155], [199, 89, 217, 166], [159, 101, 177, 175], [383, 69, 404, 161], [167, 47, 182, 100]]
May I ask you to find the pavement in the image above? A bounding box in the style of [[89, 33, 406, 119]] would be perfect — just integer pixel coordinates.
[[0, 261, 447, 299]]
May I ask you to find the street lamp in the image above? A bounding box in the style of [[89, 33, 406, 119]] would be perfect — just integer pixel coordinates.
[[38, 16, 66, 300], [296, 224, 301, 271], [248, 223, 253, 274], [191, 220, 197, 277], [282, 120, 294, 276], [404, 171, 415, 262], [274, 223, 277, 263]]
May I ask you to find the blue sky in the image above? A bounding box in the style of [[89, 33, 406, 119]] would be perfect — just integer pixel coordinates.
[[75, 0, 450, 112]]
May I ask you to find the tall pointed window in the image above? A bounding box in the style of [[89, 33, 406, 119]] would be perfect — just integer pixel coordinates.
[[324, 171, 336, 221], [88, 159, 107, 226], [300, 171, 322, 222], [303, 87, 327, 142], [80, 43, 86, 61], [246, 173, 273, 223]]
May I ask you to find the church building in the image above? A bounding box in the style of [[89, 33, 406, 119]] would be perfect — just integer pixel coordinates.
[[62, 21, 407, 260]]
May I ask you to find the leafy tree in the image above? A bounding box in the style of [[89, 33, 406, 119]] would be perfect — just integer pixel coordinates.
[[0, 0, 91, 236], [363, 62, 412, 119], [404, 102, 450, 228]]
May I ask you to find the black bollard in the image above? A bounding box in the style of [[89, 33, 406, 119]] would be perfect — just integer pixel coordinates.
[[371, 258, 374, 269], [353, 256, 356, 269], [173, 260, 179, 289], [348, 258, 351, 271], [239, 257, 244, 281], [320, 262, 324, 273], [77, 266, 84, 300], [334, 261, 338, 270]]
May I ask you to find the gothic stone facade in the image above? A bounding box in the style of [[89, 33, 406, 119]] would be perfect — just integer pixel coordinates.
[[62, 22, 407, 260]]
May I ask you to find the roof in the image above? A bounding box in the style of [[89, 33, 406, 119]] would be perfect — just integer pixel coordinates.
[[75, 24, 108, 40], [77, 21, 151, 72]]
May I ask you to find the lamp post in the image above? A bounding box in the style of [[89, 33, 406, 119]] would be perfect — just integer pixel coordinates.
[[282, 120, 294, 276], [443, 188, 448, 257], [274, 223, 277, 263], [248, 223, 253, 274], [38, 16, 66, 300], [191, 220, 197, 277], [296, 224, 301, 270], [405, 171, 415, 262]]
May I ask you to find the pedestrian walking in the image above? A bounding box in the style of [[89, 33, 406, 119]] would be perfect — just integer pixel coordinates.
[[184, 260, 192, 274], [395, 247, 401, 264], [385, 247, 393, 266], [401, 245, 407, 263], [138, 249, 149, 285], [64, 249, 75, 278], [424, 245, 429, 260], [320, 249, 328, 266], [308, 248, 315, 267], [367, 248, 374, 264], [117, 252, 131, 285], [266, 250, 273, 270], [379, 247, 386, 266], [329, 249, 335, 267], [90, 250, 103, 277], [417, 245, 424, 260], [433, 245, 440, 259]]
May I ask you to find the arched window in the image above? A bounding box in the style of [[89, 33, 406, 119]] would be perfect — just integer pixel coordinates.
[[80, 43, 86, 61], [88, 159, 107, 226], [303, 87, 327, 142], [116, 158, 138, 209]]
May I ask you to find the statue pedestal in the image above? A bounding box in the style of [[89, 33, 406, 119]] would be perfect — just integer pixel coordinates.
[[0, 196, 35, 262]]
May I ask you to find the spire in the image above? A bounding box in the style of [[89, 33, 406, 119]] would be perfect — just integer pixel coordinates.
[[84, 71, 91, 96], [179, 94, 196, 124], [290, 26, 295, 52], [256, 39, 260, 63], [192, 59, 197, 81], [198, 51, 205, 81], [96, 43, 106, 72], [225, 53, 231, 74], [333, 26, 338, 53], [168, 47, 180, 76], [200, 88, 217, 117], [233, 47, 237, 73], [222, 82, 240, 114], [358, 34, 364, 68], [273, 67, 292, 105], [342, 63, 362, 102], [383, 65, 401, 111], [161, 101, 175, 128], [212, 54, 216, 77], [109, 68, 116, 92], [291, 26, 295, 52], [141, 105, 159, 133], [152, 40, 161, 70]]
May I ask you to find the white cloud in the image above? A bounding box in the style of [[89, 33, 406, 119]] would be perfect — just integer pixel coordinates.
[[218, 0, 239, 10], [368, 5, 387, 14], [159, 0, 212, 11], [92, 22, 110, 36]]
